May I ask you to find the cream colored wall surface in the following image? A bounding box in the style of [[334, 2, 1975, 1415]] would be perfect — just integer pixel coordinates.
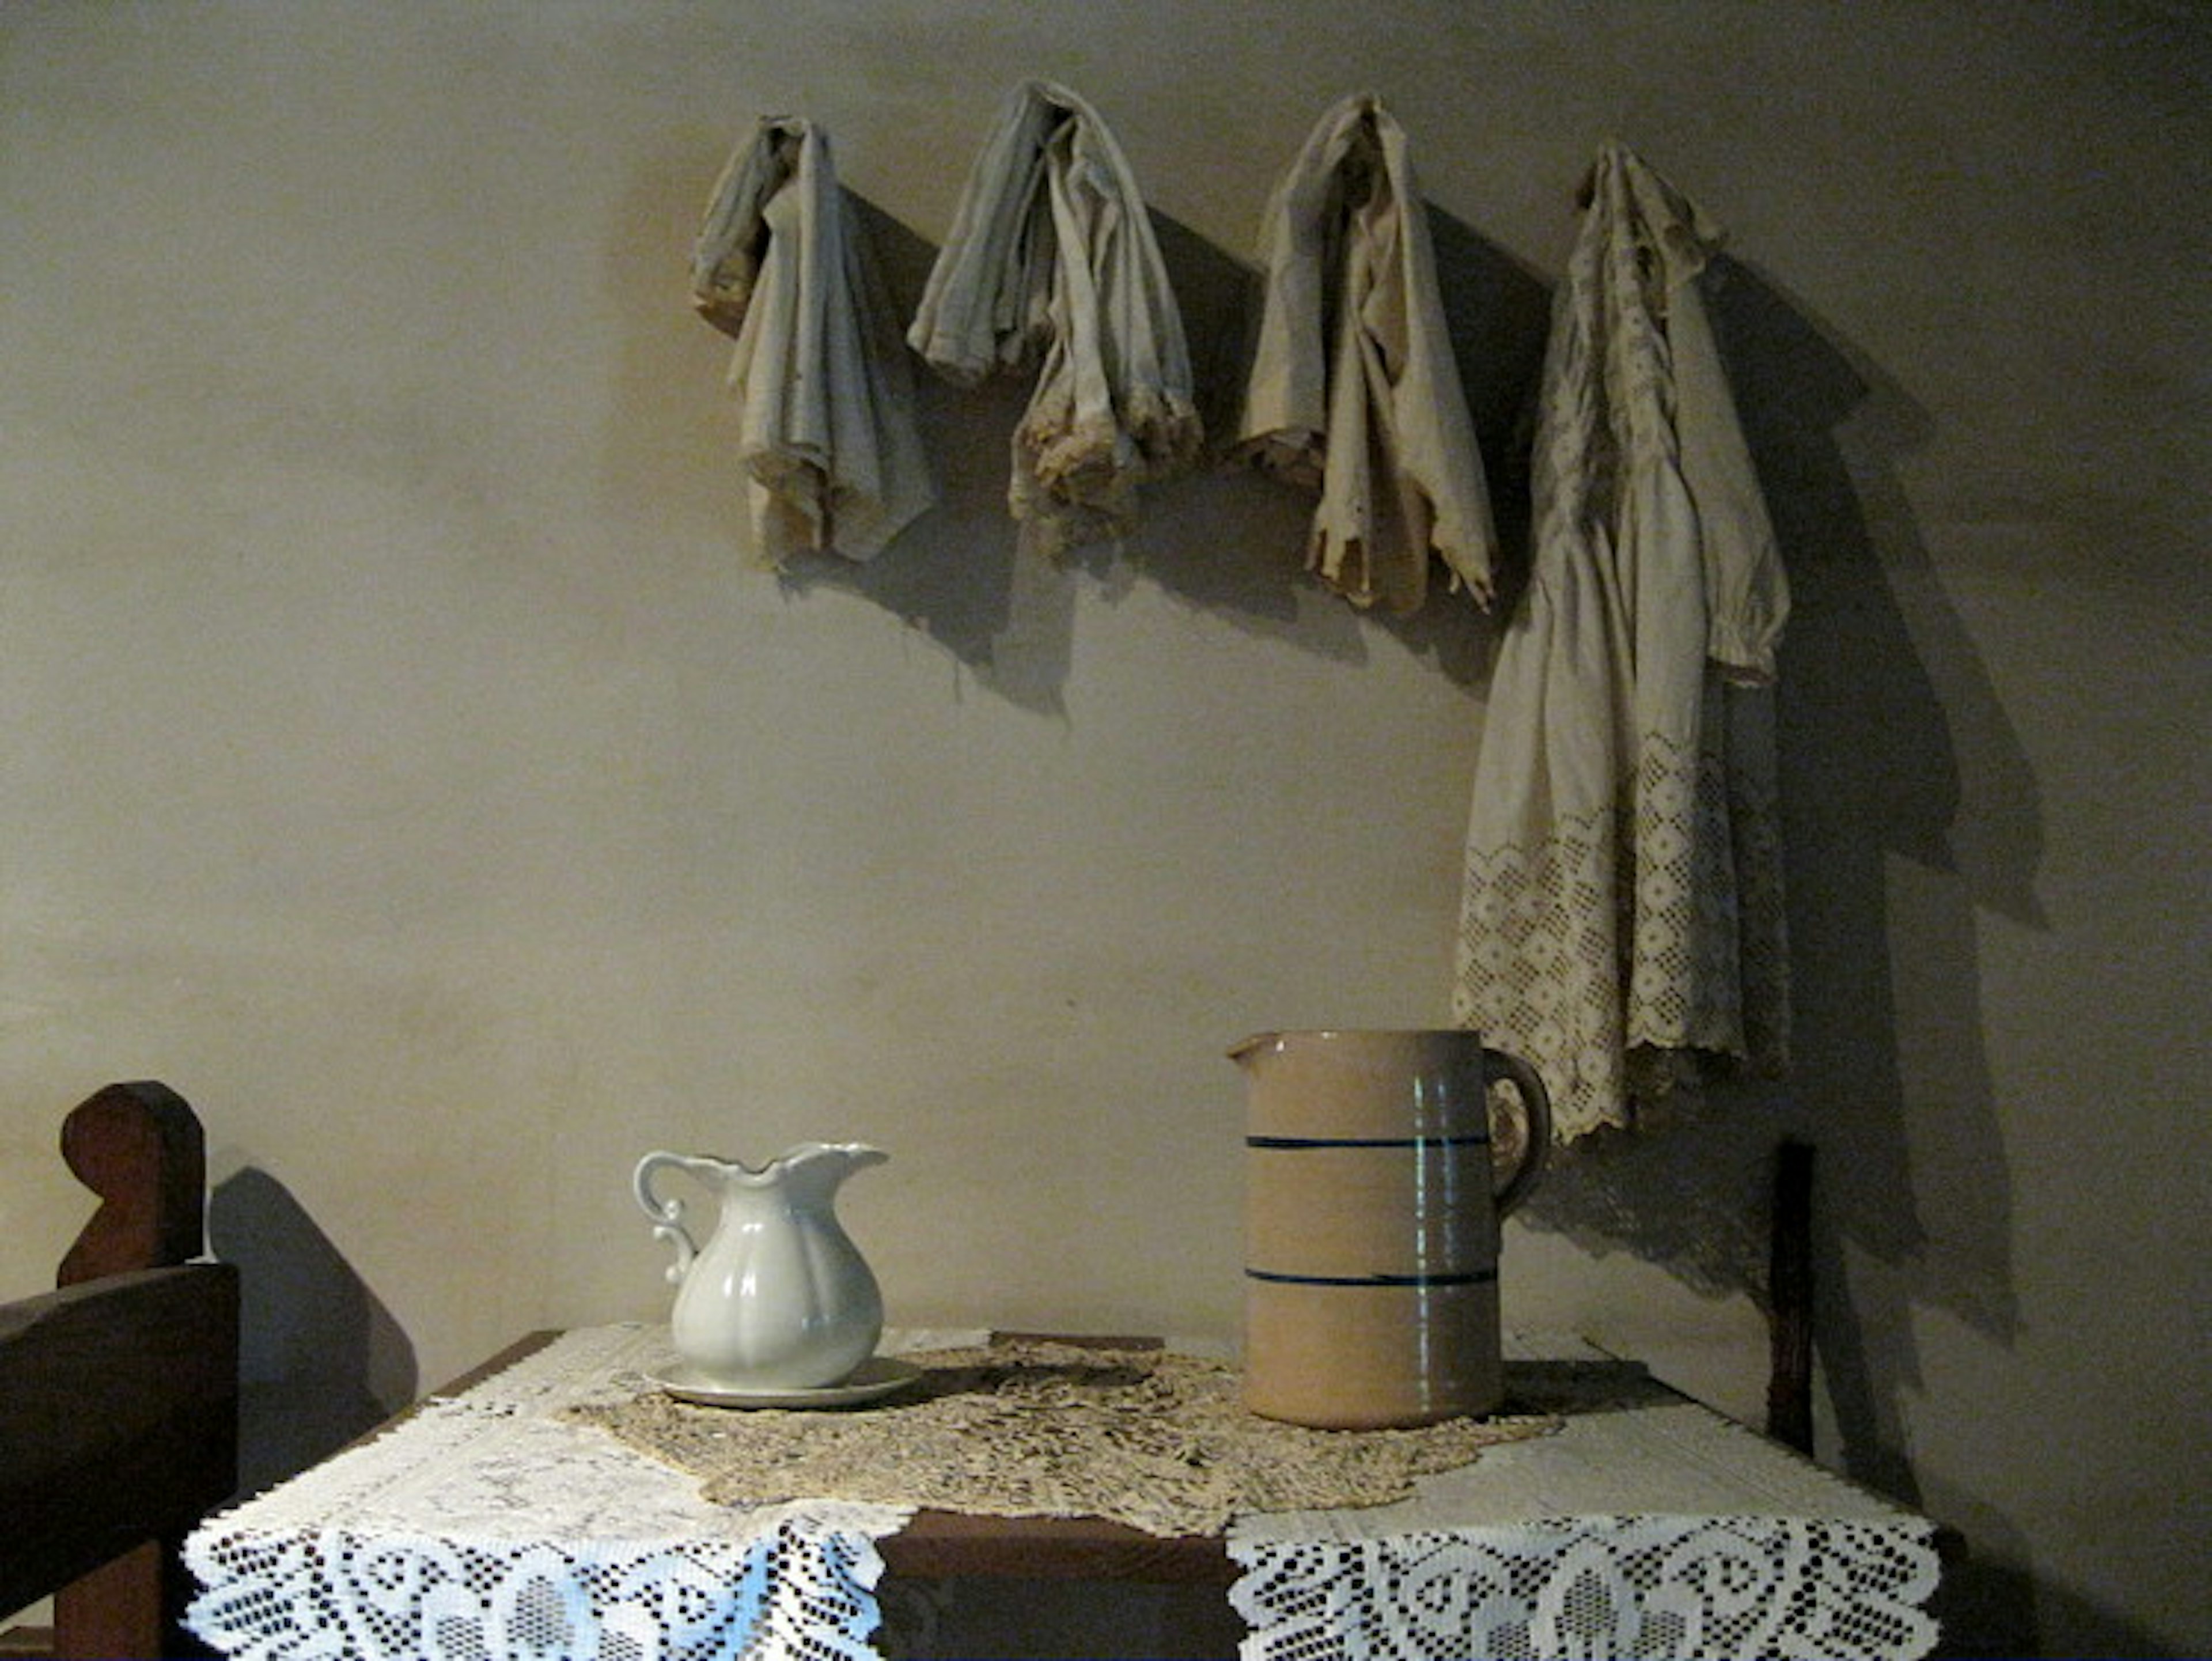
[[2, 2, 2206, 1654]]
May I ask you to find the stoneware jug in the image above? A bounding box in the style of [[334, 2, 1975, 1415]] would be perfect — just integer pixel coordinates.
[[633, 1142, 887, 1391], [1232, 1030, 1551, 1428]]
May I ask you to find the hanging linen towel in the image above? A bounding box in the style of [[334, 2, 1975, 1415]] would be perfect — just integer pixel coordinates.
[[1452, 142, 1791, 1140], [907, 81, 1202, 556], [692, 115, 937, 565], [1234, 93, 1497, 615]]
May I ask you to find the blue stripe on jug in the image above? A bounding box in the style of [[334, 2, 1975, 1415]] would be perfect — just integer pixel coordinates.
[[1245, 1134, 1490, 1149], [1244, 1267, 1499, 1288]]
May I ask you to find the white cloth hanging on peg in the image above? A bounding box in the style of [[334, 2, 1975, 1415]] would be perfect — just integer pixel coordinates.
[[1235, 93, 1498, 614], [908, 80, 1202, 557], [692, 116, 936, 565], [1453, 141, 1790, 1139]]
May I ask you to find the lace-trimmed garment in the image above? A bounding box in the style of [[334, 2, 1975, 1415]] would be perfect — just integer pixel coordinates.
[[908, 81, 1202, 555], [691, 117, 936, 566], [1453, 143, 1790, 1139], [1236, 94, 1498, 614]]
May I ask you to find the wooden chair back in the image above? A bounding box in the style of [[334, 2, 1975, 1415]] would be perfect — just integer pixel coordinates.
[[0, 1083, 240, 1659]]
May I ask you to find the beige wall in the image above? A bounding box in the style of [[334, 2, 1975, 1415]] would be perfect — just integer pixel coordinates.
[[2, 3, 2205, 1653]]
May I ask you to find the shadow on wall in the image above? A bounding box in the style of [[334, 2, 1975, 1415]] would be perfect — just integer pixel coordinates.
[[1929, 1553, 2174, 1661], [1918, 1494, 2177, 1661], [601, 127, 2080, 1653], [777, 198, 1039, 703], [1512, 254, 2045, 1646], [1427, 203, 1551, 605], [639, 183, 1541, 710], [209, 1168, 418, 1496], [607, 127, 2043, 1446], [1721, 250, 2035, 1432], [773, 198, 1313, 714]]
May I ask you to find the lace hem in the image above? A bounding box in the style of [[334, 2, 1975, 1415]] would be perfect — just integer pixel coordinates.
[[188, 1509, 895, 1661], [186, 1330, 1936, 1661], [1230, 1516, 1941, 1661], [1455, 686, 1789, 1139], [184, 1332, 911, 1661]]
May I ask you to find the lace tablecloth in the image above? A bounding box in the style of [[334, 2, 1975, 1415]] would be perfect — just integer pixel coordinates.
[[1225, 1368, 1941, 1661], [185, 1325, 910, 1661], [184, 1326, 1939, 1661]]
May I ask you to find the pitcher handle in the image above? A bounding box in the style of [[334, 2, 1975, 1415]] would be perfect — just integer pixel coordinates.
[[634, 1151, 705, 1286], [1482, 1049, 1552, 1217]]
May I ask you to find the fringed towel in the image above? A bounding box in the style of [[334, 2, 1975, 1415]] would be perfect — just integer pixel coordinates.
[[1234, 93, 1497, 615], [692, 116, 936, 565], [907, 81, 1202, 556], [1453, 142, 1791, 1140]]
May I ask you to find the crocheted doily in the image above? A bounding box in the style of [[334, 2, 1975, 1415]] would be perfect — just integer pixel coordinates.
[[567, 1338, 1560, 1538]]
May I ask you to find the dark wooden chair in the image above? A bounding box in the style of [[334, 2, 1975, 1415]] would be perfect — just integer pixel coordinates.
[[1766, 1137, 1816, 1454], [0, 1083, 240, 1660]]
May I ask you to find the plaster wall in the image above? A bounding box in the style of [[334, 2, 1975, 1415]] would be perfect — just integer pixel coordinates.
[[1, 3, 2205, 1652]]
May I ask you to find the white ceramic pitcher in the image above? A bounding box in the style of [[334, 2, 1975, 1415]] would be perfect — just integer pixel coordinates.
[[633, 1143, 887, 1390]]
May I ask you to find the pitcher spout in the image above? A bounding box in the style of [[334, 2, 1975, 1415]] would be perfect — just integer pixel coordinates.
[[1228, 1032, 1279, 1064], [767, 1142, 887, 1203]]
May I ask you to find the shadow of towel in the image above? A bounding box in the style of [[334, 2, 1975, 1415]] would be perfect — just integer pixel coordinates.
[[1512, 255, 2033, 1531]]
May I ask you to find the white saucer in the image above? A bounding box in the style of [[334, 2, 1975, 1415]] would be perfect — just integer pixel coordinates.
[[647, 1354, 924, 1409]]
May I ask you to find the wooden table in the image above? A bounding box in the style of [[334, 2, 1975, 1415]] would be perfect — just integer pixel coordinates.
[[185, 1325, 1944, 1661]]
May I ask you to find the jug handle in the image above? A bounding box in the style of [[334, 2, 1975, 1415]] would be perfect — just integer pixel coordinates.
[[1483, 1049, 1552, 1217], [634, 1151, 706, 1285]]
